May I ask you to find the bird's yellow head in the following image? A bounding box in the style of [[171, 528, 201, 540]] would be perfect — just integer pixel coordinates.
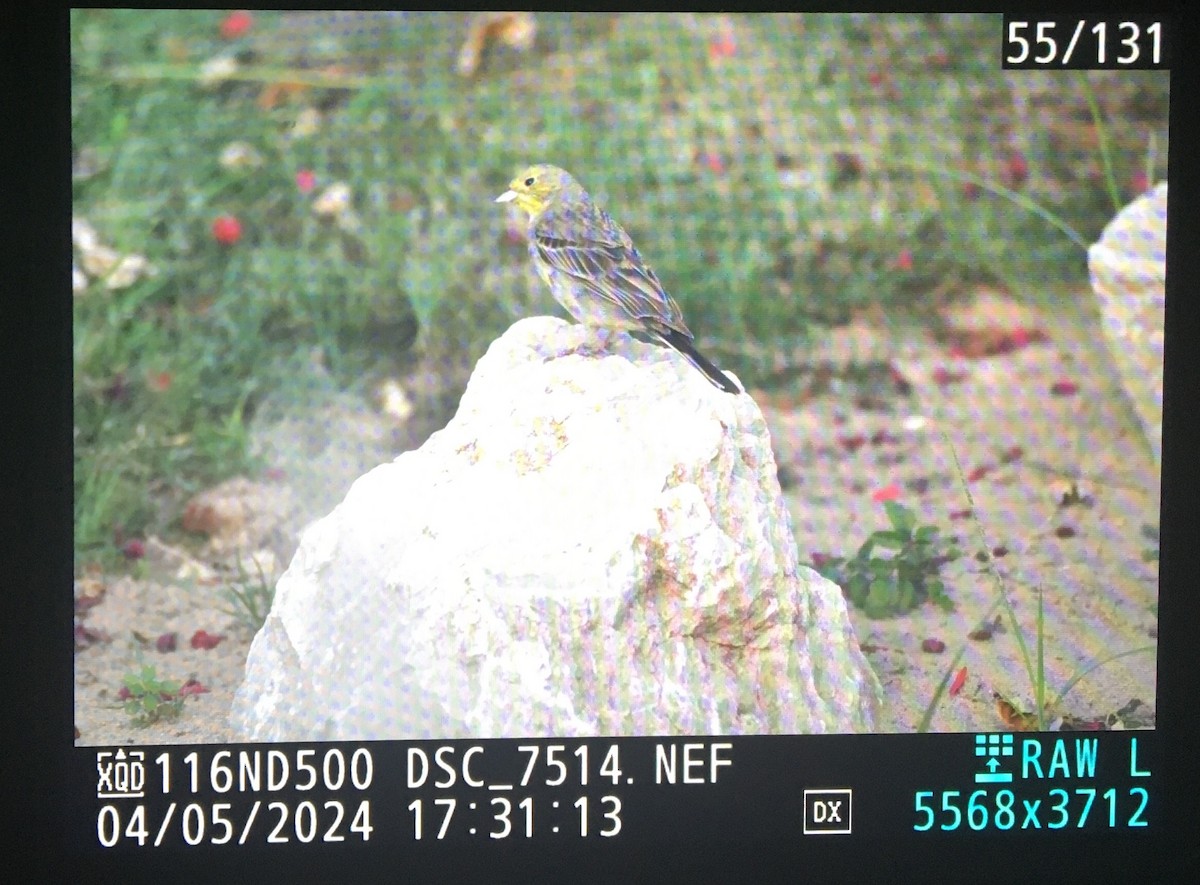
[[495, 164, 574, 217]]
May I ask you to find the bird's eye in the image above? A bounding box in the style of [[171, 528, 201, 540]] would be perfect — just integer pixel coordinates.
[[524, 177, 535, 187]]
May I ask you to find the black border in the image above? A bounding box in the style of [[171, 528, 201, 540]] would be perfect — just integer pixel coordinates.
[[6, 3, 1198, 882]]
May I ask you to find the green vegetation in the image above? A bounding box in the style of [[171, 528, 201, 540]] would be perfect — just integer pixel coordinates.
[[813, 501, 959, 618], [221, 555, 276, 631], [120, 663, 185, 726]]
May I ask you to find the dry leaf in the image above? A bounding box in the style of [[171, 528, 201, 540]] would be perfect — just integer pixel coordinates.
[[994, 693, 1045, 731], [80, 244, 120, 278], [289, 107, 322, 139], [457, 12, 536, 77], [105, 254, 157, 290]]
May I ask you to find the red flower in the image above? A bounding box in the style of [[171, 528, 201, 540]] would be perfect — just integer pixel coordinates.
[[931, 367, 968, 386], [949, 667, 968, 696], [296, 168, 317, 194], [921, 638, 946, 653], [894, 248, 914, 271], [871, 483, 902, 502], [1004, 150, 1029, 187], [219, 10, 253, 40], [708, 32, 737, 59], [699, 152, 726, 175], [75, 593, 104, 614], [190, 629, 226, 650], [156, 632, 178, 653], [178, 678, 210, 697], [122, 539, 145, 560], [966, 464, 992, 482], [999, 445, 1024, 464], [1050, 379, 1079, 396], [75, 623, 109, 649], [211, 215, 243, 246], [838, 434, 867, 453]]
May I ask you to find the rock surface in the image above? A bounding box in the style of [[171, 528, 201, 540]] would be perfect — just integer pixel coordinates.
[[231, 317, 881, 740], [1087, 183, 1166, 467]]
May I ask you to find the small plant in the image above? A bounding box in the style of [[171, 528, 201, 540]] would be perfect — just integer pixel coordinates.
[[221, 554, 276, 631], [120, 663, 184, 726], [813, 501, 960, 618]]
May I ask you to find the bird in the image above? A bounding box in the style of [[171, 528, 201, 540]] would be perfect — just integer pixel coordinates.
[[495, 164, 742, 394]]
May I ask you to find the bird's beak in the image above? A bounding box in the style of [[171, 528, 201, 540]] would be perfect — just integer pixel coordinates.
[[495, 190, 518, 203]]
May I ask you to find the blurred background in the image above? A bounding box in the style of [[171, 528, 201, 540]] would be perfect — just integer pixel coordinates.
[[71, 11, 1169, 567]]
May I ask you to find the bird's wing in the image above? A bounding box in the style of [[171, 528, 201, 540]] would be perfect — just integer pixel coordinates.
[[533, 203, 686, 330]]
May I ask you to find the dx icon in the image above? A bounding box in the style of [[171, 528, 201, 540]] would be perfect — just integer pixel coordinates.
[[803, 789, 852, 834]]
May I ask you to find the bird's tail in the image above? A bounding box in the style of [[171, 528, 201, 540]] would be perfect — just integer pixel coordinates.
[[651, 327, 742, 394]]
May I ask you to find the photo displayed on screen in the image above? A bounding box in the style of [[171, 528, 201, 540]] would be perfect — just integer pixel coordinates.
[[68, 10, 1175, 873], [73, 10, 1162, 746]]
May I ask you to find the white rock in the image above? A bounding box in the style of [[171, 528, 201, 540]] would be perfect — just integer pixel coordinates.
[[231, 317, 881, 740], [1087, 183, 1166, 467]]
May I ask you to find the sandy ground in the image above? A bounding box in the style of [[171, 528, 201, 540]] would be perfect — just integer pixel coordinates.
[[73, 289, 1158, 745]]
